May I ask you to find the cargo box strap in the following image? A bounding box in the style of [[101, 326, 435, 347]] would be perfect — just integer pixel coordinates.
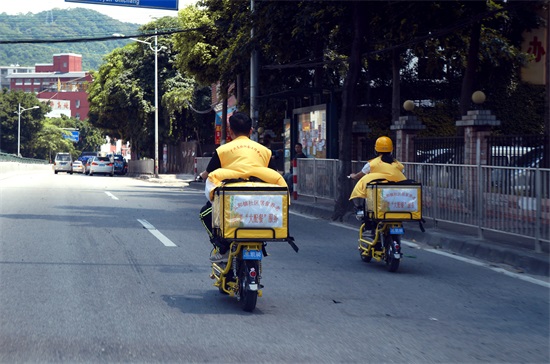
[[287, 236, 299, 253], [419, 219, 426, 232]]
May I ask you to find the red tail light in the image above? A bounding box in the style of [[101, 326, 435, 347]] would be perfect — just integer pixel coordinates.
[[92, 162, 98, 166], [249, 268, 257, 278]]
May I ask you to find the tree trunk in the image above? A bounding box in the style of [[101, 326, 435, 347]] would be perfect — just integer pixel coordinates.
[[459, 21, 481, 117], [332, 2, 367, 221]]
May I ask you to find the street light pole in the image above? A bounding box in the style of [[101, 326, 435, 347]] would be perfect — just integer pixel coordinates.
[[113, 32, 166, 177], [154, 33, 159, 178], [15, 103, 39, 157]]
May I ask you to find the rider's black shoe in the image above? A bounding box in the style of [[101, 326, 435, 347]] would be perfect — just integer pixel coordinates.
[[210, 236, 229, 251]]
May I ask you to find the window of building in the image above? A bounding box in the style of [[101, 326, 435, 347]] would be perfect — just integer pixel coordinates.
[[75, 100, 80, 108], [63, 62, 67, 68], [75, 113, 80, 120], [24, 79, 31, 85], [15, 79, 22, 85]]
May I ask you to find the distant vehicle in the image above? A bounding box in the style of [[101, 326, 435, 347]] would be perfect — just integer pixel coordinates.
[[88, 156, 114, 176], [109, 154, 128, 175], [78, 151, 99, 165], [490, 146, 532, 167], [72, 160, 85, 174], [84, 158, 92, 175], [53, 153, 73, 174]]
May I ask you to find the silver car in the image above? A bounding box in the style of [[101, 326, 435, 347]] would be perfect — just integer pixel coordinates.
[[72, 160, 85, 174], [53, 153, 73, 174], [88, 156, 114, 176]]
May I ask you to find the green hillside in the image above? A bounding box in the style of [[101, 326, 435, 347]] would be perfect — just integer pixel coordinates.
[[0, 8, 143, 71]]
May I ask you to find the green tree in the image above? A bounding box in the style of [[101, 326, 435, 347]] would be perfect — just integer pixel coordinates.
[[0, 90, 43, 156], [89, 16, 215, 159], [29, 117, 77, 161]]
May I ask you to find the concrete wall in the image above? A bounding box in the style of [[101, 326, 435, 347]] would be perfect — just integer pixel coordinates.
[[128, 159, 154, 175], [0, 162, 52, 175]]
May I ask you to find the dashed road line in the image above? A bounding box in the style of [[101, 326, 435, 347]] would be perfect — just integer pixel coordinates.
[[137, 219, 177, 247], [105, 191, 119, 200]]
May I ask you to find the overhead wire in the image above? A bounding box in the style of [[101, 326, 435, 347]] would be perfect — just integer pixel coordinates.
[[0, 27, 207, 45]]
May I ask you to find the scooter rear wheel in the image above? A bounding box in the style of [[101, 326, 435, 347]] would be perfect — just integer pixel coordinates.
[[385, 234, 401, 272], [239, 260, 258, 312]]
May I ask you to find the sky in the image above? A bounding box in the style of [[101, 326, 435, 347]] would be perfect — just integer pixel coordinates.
[[2, 0, 196, 24]]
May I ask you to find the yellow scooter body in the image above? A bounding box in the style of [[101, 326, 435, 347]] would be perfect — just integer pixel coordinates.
[[358, 221, 403, 262], [210, 242, 263, 297]]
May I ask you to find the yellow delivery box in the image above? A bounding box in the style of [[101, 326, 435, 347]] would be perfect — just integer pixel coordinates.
[[212, 182, 289, 240], [365, 181, 422, 221]]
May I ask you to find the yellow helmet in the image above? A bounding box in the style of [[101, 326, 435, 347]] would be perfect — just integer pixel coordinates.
[[375, 136, 393, 153]]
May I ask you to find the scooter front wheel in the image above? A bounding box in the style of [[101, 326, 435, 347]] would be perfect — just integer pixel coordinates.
[[360, 249, 372, 262], [239, 260, 259, 312]]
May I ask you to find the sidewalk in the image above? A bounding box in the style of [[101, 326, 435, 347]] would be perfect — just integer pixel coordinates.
[[150, 173, 550, 278]]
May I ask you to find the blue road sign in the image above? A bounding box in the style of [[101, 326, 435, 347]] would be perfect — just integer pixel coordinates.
[[65, 0, 179, 11], [63, 130, 80, 143]]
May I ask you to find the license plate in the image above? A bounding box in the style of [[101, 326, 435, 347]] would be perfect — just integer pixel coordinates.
[[243, 249, 262, 260], [390, 227, 404, 235], [99, 164, 105, 167]]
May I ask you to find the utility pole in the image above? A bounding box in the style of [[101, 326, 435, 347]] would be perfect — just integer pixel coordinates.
[[250, 0, 259, 141]]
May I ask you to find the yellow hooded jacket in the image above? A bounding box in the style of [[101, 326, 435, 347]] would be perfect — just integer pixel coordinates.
[[349, 156, 406, 199], [206, 136, 287, 200]]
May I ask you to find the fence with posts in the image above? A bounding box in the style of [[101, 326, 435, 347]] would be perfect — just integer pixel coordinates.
[[295, 157, 549, 252]]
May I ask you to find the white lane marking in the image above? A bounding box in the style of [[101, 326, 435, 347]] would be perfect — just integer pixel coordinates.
[[329, 222, 355, 230], [426, 248, 550, 288], [137, 219, 177, 247], [105, 191, 119, 200], [328, 221, 549, 288], [290, 211, 318, 219]]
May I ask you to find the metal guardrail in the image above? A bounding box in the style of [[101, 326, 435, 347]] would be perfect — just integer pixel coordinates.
[[297, 158, 549, 250]]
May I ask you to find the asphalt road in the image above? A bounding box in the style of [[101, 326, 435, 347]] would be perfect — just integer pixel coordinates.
[[0, 170, 548, 363]]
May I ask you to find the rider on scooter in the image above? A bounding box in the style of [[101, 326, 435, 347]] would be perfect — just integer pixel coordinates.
[[198, 112, 286, 263], [349, 136, 407, 233]]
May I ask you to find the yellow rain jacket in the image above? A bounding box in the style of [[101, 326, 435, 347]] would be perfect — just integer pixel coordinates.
[[205, 136, 287, 201], [349, 156, 406, 199]]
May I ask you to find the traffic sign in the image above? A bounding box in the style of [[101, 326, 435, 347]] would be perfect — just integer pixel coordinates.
[[63, 130, 80, 143], [65, 0, 179, 11]]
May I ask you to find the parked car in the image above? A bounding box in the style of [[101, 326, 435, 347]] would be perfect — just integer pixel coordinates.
[[492, 147, 547, 195], [79, 151, 99, 161], [414, 149, 463, 187], [110, 154, 128, 175], [53, 152, 73, 174], [88, 156, 114, 176], [78, 152, 99, 170], [72, 160, 85, 174], [84, 157, 92, 175]]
